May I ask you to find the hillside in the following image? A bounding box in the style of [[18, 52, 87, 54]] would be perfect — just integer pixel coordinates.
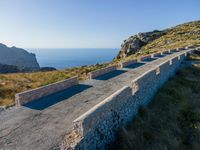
[[117, 20, 200, 59], [0, 20, 200, 107], [112, 61, 200, 150], [0, 43, 40, 70]]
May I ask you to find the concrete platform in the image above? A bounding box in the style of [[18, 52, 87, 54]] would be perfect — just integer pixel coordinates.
[[0, 50, 190, 150]]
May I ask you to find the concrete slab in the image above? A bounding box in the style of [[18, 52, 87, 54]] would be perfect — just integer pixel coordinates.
[[0, 50, 192, 150]]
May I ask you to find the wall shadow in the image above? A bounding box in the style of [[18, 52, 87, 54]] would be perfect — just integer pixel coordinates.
[[142, 57, 157, 62], [154, 55, 166, 58], [163, 52, 171, 55], [95, 70, 127, 80], [125, 62, 146, 69], [24, 84, 92, 110]]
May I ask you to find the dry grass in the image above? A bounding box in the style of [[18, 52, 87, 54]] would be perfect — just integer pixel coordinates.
[[0, 21, 200, 107], [0, 63, 108, 106], [140, 21, 200, 54], [113, 64, 200, 150]]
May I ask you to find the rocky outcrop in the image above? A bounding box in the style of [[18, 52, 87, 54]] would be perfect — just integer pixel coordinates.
[[117, 30, 166, 59], [0, 43, 40, 70], [39, 67, 57, 72], [0, 64, 20, 73]]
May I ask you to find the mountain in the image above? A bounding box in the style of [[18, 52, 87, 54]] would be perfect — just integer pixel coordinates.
[[0, 43, 40, 70], [117, 20, 200, 59]]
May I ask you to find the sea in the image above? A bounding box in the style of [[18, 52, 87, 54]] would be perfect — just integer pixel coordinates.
[[28, 48, 119, 69]]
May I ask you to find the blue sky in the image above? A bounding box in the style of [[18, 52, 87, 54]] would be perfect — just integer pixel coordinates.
[[0, 0, 199, 48]]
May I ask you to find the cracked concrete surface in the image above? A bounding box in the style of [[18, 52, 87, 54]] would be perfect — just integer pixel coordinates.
[[0, 50, 190, 150]]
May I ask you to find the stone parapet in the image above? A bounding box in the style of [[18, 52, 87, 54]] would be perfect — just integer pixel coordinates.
[[15, 76, 78, 106], [88, 65, 117, 79]]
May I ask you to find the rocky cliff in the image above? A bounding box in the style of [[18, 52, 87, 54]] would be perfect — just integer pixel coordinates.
[[0, 64, 21, 74], [0, 43, 40, 70], [117, 30, 166, 58], [117, 20, 200, 59]]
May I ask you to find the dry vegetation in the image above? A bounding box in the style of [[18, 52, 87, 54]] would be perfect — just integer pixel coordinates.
[[0, 64, 108, 106], [0, 21, 200, 107], [112, 63, 200, 150], [141, 21, 200, 53], [115, 21, 200, 62]]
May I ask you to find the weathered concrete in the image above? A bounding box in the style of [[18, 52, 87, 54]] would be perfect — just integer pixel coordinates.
[[0, 48, 195, 150], [15, 76, 78, 106]]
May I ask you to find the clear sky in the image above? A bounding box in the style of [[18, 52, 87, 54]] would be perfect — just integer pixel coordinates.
[[0, 0, 199, 48]]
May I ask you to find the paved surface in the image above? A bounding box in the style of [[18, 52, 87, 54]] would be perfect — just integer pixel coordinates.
[[0, 50, 189, 150]]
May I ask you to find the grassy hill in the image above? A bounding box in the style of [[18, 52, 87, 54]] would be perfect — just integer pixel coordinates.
[[141, 21, 200, 53], [0, 20, 200, 107], [117, 20, 200, 59]]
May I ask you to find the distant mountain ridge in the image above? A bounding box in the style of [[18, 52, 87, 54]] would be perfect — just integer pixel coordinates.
[[0, 43, 40, 70]]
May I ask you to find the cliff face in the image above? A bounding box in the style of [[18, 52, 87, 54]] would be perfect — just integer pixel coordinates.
[[117, 30, 166, 58], [117, 20, 200, 59], [0, 43, 40, 70]]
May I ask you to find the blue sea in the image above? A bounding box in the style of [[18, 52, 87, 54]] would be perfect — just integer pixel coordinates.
[[28, 48, 119, 69]]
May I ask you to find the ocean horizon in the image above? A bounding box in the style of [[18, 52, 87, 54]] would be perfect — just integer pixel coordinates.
[[28, 48, 119, 69]]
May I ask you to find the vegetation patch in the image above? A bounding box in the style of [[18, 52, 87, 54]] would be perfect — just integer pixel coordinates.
[[112, 64, 200, 150], [0, 63, 108, 106]]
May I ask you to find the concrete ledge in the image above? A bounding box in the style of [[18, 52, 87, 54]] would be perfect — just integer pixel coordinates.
[[15, 76, 79, 106], [169, 49, 178, 53], [185, 45, 196, 49], [138, 54, 152, 61], [152, 52, 162, 57], [162, 50, 171, 54], [119, 59, 137, 68], [176, 47, 186, 51], [88, 65, 117, 79]]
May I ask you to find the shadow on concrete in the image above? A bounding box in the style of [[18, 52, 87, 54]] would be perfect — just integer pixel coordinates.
[[125, 62, 146, 69], [142, 57, 158, 62], [95, 70, 127, 80], [24, 84, 92, 110], [163, 52, 171, 55], [153, 55, 166, 58]]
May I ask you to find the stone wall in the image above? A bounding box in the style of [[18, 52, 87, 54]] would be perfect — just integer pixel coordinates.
[[15, 76, 78, 106], [88, 65, 117, 79], [162, 50, 171, 54], [61, 49, 195, 150], [152, 52, 162, 57], [138, 54, 152, 61], [119, 59, 137, 68]]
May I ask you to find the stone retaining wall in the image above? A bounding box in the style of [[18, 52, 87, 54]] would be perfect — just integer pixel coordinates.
[[88, 65, 117, 79], [15, 76, 78, 106], [119, 59, 137, 68], [138, 54, 152, 61], [62, 49, 195, 150], [72, 86, 133, 149], [162, 50, 171, 54], [170, 49, 178, 52], [152, 52, 162, 57]]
